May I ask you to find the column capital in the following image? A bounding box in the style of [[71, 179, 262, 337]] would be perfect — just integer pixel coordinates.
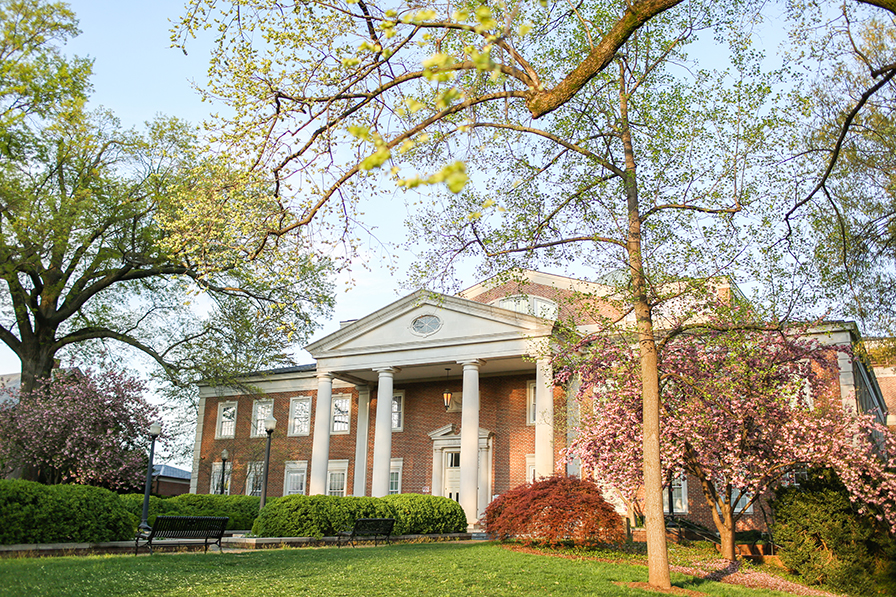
[[457, 359, 486, 368], [373, 366, 400, 375], [317, 371, 334, 381]]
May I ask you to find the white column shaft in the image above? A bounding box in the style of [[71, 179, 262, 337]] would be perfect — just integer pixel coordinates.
[[534, 357, 554, 479], [309, 373, 333, 495], [352, 386, 371, 496], [371, 369, 395, 497], [459, 360, 481, 525]]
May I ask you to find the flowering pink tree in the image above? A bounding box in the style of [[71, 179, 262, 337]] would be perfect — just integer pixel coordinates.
[[0, 370, 159, 489], [559, 329, 896, 562]]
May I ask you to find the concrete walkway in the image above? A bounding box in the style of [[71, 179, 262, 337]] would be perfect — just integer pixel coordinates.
[[0, 533, 477, 558]]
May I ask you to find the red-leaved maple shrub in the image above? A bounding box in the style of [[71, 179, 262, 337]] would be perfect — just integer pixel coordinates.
[[483, 475, 624, 547]]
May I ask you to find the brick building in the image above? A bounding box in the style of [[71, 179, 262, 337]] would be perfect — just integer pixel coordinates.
[[189, 270, 891, 532]]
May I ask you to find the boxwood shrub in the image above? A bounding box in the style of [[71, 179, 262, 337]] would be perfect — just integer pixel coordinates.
[[0, 479, 132, 544], [119, 493, 261, 530], [380, 493, 467, 535], [252, 495, 394, 538]]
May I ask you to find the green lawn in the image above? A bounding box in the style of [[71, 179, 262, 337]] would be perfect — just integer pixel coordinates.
[[0, 542, 800, 597]]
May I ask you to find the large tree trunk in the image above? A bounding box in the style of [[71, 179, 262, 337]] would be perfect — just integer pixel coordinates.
[[18, 338, 57, 394], [620, 65, 671, 590]]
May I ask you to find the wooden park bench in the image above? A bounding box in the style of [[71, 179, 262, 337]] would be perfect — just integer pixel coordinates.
[[337, 517, 395, 547], [134, 515, 230, 555]]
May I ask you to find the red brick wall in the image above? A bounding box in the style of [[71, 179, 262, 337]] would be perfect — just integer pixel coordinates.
[[465, 280, 620, 326], [197, 387, 358, 496], [196, 375, 555, 498]]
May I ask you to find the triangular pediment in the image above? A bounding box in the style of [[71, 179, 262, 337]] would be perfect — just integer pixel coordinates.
[[305, 290, 554, 361]]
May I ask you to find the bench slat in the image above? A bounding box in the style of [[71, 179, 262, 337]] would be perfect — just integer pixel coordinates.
[[135, 516, 229, 555], [338, 517, 395, 547]]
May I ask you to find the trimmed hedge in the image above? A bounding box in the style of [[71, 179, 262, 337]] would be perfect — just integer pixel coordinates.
[[0, 479, 132, 544], [380, 493, 467, 535], [772, 474, 896, 596], [119, 493, 262, 530], [252, 495, 394, 538], [252, 494, 467, 538]]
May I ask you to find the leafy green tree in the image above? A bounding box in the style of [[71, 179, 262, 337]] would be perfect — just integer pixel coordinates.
[[0, 0, 334, 449]]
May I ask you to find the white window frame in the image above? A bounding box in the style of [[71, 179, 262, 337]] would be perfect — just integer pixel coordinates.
[[211, 461, 232, 495], [251, 399, 274, 438], [526, 380, 537, 425], [391, 392, 405, 431], [331, 394, 351, 435], [245, 461, 265, 496], [491, 295, 558, 320], [389, 458, 403, 494], [283, 460, 308, 496], [663, 473, 688, 514], [216, 401, 238, 439], [525, 454, 536, 483], [327, 459, 349, 496], [288, 396, 312, 436]]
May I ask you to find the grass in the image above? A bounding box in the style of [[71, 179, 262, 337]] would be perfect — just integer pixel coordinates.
[[0, 542, 811, 597]]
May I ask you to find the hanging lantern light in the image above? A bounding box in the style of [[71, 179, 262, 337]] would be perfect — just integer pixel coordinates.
[[442, 368, 452, 411]]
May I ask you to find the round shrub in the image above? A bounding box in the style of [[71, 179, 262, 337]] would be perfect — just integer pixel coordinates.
[[252, 495, 394, 538], [0, 479, 132, 544], [166, 493, 261, 530], [119, 493, 261, 530], [381, 493, 467, 535], [772, 473, 896, 596], [484, 475, 625, 547]]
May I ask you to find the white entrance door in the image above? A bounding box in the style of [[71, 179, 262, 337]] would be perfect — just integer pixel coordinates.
[[444, 451, 461, 502]]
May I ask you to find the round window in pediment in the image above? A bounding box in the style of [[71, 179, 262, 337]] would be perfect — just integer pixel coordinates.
[[411, 314, 442, 336]]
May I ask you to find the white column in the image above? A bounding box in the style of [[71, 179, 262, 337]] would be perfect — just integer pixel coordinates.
[[534, 357, 554, 479], [431, 446, 443, 498], [477, 440, 491, 518], [309, 372, 333, 495], [189, 394, 206, 494], [459, 359, 483, 526], [352, 385, 371, 496], [371, 367, 397, 497]]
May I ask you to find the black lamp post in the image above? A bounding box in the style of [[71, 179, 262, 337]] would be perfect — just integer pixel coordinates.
[[138, 422, 162, 533], [219, 449, 229, 495], [259, 416, 276, 511]]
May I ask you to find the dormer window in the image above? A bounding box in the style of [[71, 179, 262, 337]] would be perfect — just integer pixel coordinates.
[[491, 295, 559, 320]]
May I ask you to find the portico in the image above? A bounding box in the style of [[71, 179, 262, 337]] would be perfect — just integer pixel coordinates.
[[303, 290, 556, 524]]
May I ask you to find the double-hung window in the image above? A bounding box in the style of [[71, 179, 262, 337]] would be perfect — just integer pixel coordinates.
[[391, 392, 404, 431], [331, 395, 350, 434], [283, 461, 307, 496], [245, 461, 264, 496], [663, 473, 688, 514], [216, 401, 237, 438], [526, 381, 537, 425], [327, 460, 349, 496], [289, 396, 312, 436], [251, 399, 274, 437], [389, 458, 403, 494], [211, 461, 232, 495]]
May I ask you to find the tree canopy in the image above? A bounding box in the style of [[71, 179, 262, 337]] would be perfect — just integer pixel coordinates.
[[0, 0, 336, 462]]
